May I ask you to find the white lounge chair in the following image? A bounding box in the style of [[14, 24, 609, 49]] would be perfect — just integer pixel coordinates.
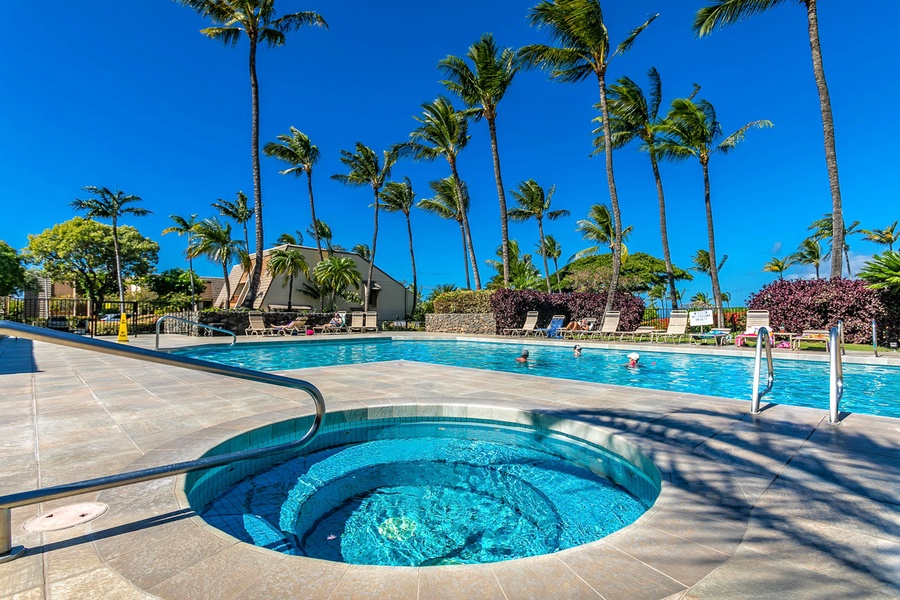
[[245, 312, 276, 336], [651, 310, 690, 344], [503, 311, 539, 337]]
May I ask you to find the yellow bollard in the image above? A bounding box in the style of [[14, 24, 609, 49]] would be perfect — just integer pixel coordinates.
[[117, 314, 129, 343]]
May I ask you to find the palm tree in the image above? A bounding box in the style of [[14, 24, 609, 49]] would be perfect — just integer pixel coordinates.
[[162, 214, 199, 310], [536, 234, 563, 287], [312, 256, 362, 311], [655, 97, 771, 326], [275, 231, 303, 246], [790, 238, 824, 279], [331, 143, 397, 311], [695, 0, 845, 280], [691, 249, 728, 277], [213, 191, 254, 259], [402, 96, 481, 289], [859, 251, 900, 292], [418, 177, 471, 289], [572, 203, 633, 261], [379, 178, 419, 315], [691, 291, 712, 307], [306, 220, 334, 254], [266, 245, 309, 311], [352, 244, 371, 262], [808, 213, 860, 277], [508, 180, 570, 293], [487, 240, 543, 290], [188, 217, 246, 308], [177, 0, 327, 307], [648, 284, 667, 313], [428, 283, 459, 302], [263, 127, 324, 261], [71, 186, 151, 307], [861, 221, 899, 252], [520, 0, 657, 323], [439, 33, 517, 287], [763, 256, 795, 280]]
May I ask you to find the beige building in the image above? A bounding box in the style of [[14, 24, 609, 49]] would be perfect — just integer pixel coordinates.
[[214, 245, 415, 322]]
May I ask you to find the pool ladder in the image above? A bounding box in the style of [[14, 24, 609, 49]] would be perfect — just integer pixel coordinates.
[[0, 321, 326, 564], [155, 315, 236, 350]]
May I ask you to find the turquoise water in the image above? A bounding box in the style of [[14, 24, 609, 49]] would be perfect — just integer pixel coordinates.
[[200, 421, 653, 566], [174, 339, 900, 417]]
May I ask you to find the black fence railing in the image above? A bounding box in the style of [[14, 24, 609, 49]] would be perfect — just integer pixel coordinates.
[[0, 298, 189, 337], [641, 306, 750, 331]]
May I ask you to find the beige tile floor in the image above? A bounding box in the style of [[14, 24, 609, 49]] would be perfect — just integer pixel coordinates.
[[1, 331, 899, 599]]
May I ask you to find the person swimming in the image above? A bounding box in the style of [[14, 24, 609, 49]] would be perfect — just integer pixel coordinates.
[[626, 352, 640, 368], [515, 349, 529, 363], [573, 344, 582, 357]]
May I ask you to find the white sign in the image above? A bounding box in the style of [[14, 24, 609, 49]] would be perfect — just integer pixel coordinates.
[[689, 309, 714, 326]]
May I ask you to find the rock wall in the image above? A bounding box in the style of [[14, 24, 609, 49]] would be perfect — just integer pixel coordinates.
[[426, 313, 496, 335]]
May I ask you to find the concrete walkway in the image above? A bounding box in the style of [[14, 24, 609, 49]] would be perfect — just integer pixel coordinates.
[[0, 332, 898, 599]]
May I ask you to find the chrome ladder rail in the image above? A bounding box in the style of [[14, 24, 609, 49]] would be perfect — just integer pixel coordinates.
[[828, 325, 844, 424], [750, 326, 775, 414], [0, 321, 325, 563], [155, 315, 236, 350]]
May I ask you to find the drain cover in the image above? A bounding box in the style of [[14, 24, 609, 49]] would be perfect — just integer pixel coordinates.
[[24, 503, 108, 532]]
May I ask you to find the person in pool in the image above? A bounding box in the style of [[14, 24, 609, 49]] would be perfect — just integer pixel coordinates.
[[573, 345, 582, 357], [515, 349, 529, 363], [626, 352, 641, 368]]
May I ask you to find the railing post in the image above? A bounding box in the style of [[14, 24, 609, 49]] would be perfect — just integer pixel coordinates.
[[0, 507, 25, 563]]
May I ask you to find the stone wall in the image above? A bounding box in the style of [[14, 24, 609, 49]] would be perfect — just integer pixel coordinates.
[[426, 313, 496, 335]]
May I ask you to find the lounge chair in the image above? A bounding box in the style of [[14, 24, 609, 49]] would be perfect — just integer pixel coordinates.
[[272, 316, 308, 336], [314, 312, 347, 334], [502, 311, 539, 337], [535, 315, 566, 339], [364, 311, 379, 332], [245, 312, 276, 336], [791, 329, 831, 351], [561, 317, 597, 339], [734, 310, 772, 347], [346, 311, 366, 333], [591, 311, 621, 341], [651, 310, 690, 344], [619, 325, 660, 342]]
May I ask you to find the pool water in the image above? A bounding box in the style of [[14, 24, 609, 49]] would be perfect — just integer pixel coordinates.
[[199, 421, 654, 566], [175, 339, 900, 417]]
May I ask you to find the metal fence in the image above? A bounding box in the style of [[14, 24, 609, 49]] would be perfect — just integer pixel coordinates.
[[641, 306, 750, 331]]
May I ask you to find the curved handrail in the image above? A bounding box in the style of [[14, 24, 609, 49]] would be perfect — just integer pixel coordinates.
[[0, 321, 325, 563], [750, 326, 774, 415], [828, 325, 844, 424], [155, 315, 236, 350]]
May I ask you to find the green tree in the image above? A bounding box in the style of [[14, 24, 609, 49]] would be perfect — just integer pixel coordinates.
[[402, 96, 481, 289], [695, 0, 845, 280], [264, 127, 324, 260], [307, 220, 334, 254], [266, 246, 309, 310], [861, 221, 898, 252], [691, 249, 728, 278], [213, 191, 254, 262], [148, 268, 206, 308], [162, 214, 199, 310], [558, 252, 692, 294], [352, 244, 371, 261], [655, 97, 771, 326], [312, 256, 362, 311], [332, 143, 397, 311], [487, 240, 543, 290], [808, 213, 860, 277], [573, 203, 633, 261], [763, 256, 795, 280], [188, 217, 246, 308], [536, 234, 563, 287], [508, 180, 570, 293], [859, 251, 900, 292], [178, 0, 327, 307], [275, 231, 303, 246], [71, 186, 151, 307], [790, 238, 824, 279], [691, 291, 712, 307], [24, 218, 158, 308], [440, 33, 518, 287], [520, 0, 656, 323], [379, 178, 419, 315], [0, 241, 27, 296], [417, 177, 472, 289]]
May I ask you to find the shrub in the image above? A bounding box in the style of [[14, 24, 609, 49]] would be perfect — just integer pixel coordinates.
[[746, 278, 891, 344], [433, 290, 493, 314], [490, 288, 644, 334]]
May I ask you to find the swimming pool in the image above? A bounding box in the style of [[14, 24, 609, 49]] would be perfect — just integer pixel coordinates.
[[173, 339, 900, 418]]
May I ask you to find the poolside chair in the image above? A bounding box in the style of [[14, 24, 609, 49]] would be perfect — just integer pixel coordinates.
[[346, 311, 366, 333], [272, 316, 308, 336], [314, 311, 347, 334], [561, 317, 597, 339], [591, 311, 621, 341], [535, 315, 566, 339], [502, 311, 539, 337], [363, 311, 379, 332], [734, 310, 772, 347], [651, 310, 690, 344], [791, 329, 832, 351], [245, 312, 276, 336], [619, 326, 660, 342]]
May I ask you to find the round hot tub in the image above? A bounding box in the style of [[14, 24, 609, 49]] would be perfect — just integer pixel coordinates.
[[185, 406, 661, 567]]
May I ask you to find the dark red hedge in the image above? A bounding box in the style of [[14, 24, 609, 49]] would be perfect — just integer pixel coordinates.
[[490, 289, 645, 334]]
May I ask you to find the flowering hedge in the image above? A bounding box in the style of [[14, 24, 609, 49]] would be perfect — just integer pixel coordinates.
[[490, 288, 645, 334], [745, 278, 893, 344]]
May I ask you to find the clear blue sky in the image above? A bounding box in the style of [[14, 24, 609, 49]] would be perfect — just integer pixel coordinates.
[[2, 1, 896, 304]]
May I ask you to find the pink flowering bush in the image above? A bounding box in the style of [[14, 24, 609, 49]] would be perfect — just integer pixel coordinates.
[[491, 288, 645, 334]]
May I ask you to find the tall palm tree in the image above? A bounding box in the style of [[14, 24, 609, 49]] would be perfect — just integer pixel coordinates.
[[808, 213, 860, 277], [307, 220, 334, 255], [763, 256, 795, 280], [331, 142, 397, 311], [790, 238, 824, 279], [418, 177, 471, 289], [178, 0, 327, 307], [536, 234, 563, 287], [379, 178, 419, 315], [508, 180, 570, 293], [520, 0, 656, 323], [162, 213, 199, 310], [213, 191, 254, 259], [71, 186, 151, 306], [402, 96, 481, 289], [572, 203, 633, 262], [263, 127, 324, 261], [188, 217, 246, 308], [312, 256, 362, 311], [439, 33, 517, 287], [266, 245, 309, 310], [861, 221, 899, 252], [695, 0, 845, 280], [655, 97, 771, 326]]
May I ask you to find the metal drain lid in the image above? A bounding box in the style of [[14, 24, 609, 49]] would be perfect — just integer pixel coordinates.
[[24, 503, 108, 532]]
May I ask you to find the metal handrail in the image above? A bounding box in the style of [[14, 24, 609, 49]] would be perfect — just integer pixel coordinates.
[[155, 315, 236, 350], [828, 325, 844, 424], [0, 321, 325, 563], [750, 326, 775, 414]]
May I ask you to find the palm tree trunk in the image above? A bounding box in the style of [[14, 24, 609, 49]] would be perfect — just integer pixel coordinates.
[[553, 257, 561, 286], [405, 212, 418, 316], [112, 219, 125, 307], [222, 260, 231, 309], [459, 219, 471, 289], [650, 153, 678, 309], [287, 274, 293, 311], [702, 161, 725, 327], [845, 247, 852, 277], [597, 71, 622, 325], [242, 36, 264, 308], [488, 117, 510, 287], [188, 250, 197, 311], [364, 189, 379, 312], [806, 0, 843, 280], [449, 160, 481, 289], [307, 172, 323, 261], [537, 218, 551, 293]]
